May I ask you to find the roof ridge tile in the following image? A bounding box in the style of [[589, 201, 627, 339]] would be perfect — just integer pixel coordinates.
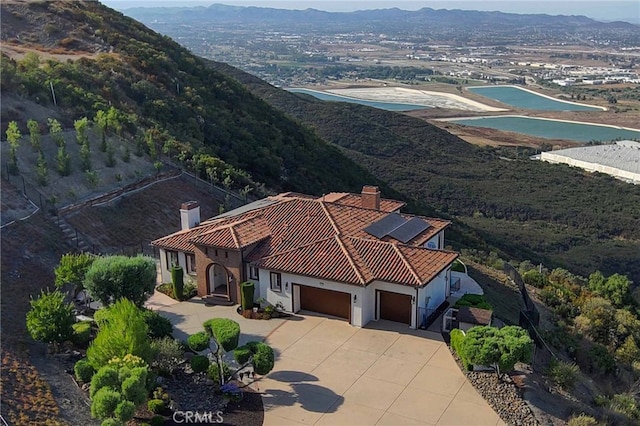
[[335, 235, 367, 285]]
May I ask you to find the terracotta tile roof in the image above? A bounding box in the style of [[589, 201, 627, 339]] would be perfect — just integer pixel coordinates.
[[152, 189, 455, 287], [325, 193, 406, 212]]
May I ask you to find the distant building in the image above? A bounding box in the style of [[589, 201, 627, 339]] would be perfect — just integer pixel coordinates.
[[539, 140, 640, 184]]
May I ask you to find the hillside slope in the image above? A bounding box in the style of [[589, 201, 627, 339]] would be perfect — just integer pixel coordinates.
[[209, 62, 640, 283], [0, 0, 381, 196]]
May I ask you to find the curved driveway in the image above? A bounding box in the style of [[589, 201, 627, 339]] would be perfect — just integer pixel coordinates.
[[258, 314, 505, 426]]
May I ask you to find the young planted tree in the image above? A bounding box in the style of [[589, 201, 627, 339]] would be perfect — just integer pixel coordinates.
[[27, 119, 41, 151], [79, 140, 91, 171], [87, 299, 152, 369], [106, 106, 123, 137], [54, 252, 96, 295], [56, 144, 71, 176], [26, 289, 75, 351], [35, 151, 48, 186], [453, 325, 533, 378], [105, 143, 116, 167], [94, 109, 108, 152], [170, 265, 184, 301], [83, 255, 156, 307], [5, 120, 21, 174], [48, 118, 64, 147], [74, 117, 89, 146]]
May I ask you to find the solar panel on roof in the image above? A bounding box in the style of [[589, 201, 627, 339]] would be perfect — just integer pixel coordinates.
[[364, 213, 406, 238], [387, 217, 431, 243]]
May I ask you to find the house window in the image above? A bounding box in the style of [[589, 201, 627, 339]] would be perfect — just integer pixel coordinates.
[[166, 250, 178, 268], [187, 253, 196, 274], [270, 272, 282, 292], [249, 265, 259, 280]]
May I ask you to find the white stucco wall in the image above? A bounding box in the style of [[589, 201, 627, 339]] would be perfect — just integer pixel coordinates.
[[423, 230, 445, 250], [418, 268, 449, 316], [259, 269, 366, 326], [257, 265, 452, 329], [158, 248, 189, 284]]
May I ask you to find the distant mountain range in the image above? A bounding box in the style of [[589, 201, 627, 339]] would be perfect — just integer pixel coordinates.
[[125, 3, 638, 30]]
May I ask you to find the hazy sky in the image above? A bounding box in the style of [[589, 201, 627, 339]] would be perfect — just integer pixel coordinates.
[[104, 1, 640, 23]]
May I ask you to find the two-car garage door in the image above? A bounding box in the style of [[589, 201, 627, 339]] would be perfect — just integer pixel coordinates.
[[298, 285, 351, 322]]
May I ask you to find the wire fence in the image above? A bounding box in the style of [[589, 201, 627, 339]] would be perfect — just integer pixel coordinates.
[[504, 262, 558, 366]]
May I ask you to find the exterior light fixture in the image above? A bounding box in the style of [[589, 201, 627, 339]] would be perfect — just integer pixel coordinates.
[[285, 282, 289, 290], [353, 294, 357, 303]]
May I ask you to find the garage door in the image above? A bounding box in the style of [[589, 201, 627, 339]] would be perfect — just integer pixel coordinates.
[[379, 291, 412, 325], [299, 285, 351, 321]]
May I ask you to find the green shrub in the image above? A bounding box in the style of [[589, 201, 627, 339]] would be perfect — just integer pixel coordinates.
[[90, 367, 119, 399], [142, 309, 173, 339], [91, 387, 122, 419], [55, 252, 95, 293], [203, 318, 240, 352], [72, 321, 92, 346], [171, 266, 184, 301], [150, 416, 165, 426], [207, 362, 231, 384], [459, 326, 533, 376], [450, 329, 472, 370], [567, 414, 599, 426], [121, 368, 148, 405], [114, 400, 135, 422], [26, 289, 75, 346], [190, 355, 210, 373], [546, 359, 580, 390], [87, 299, 152, 369], [608, 393, 639, 420], [187, 331, 210, 352], [588, 344, 616, 374], [100, 419, 123, 426], [151, 337, 184, 375], [240, 281, 255, 311], [74, 359, 95, 383], [453, 294, 492, 310], [252, 342, 275, 375], [107, 354, 147, 371], [523, 270, 547, 288], [451, 260, 466, 273], [147, 398, 165, 414], [84, 255, 156, 307], [234, 345, 252, 365]]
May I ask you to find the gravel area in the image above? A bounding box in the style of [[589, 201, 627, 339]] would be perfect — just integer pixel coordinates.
[[451, 350, 539, 426]]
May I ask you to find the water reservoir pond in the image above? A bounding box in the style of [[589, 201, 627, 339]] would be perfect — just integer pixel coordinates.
[[467, 86, 603, 111], [449, 116, 640, 142], [288, 88, 428, 111]]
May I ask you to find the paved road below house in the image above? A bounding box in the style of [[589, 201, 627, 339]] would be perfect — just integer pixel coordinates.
[[259, 313, 505, 426]]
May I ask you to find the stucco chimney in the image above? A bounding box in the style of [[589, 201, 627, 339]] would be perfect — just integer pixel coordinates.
[[180, 201, 200, 230], [361, 186, 380, 210]]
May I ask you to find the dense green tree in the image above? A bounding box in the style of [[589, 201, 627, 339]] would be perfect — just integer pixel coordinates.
[[87, 299, 152, 368], [54, 252, 96, 294], [589, 272, 632, 307], [83, 255, 156, 307], [26, 289, 75, 349], [90, 357, 148, 422], [27, 119, 41, 151]]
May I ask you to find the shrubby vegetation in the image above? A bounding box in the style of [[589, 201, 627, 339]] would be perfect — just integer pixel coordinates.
[[84, 255, 156, 307], [451, 325, 534, 377], [26, 289, 75, 349], [87, 299, 152, 369]]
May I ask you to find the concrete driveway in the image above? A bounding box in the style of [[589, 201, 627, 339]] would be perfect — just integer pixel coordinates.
[[257, 313, 505, 426]]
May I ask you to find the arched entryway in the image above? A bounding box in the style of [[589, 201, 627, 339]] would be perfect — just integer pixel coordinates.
[[207, 263, 230, 298]]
